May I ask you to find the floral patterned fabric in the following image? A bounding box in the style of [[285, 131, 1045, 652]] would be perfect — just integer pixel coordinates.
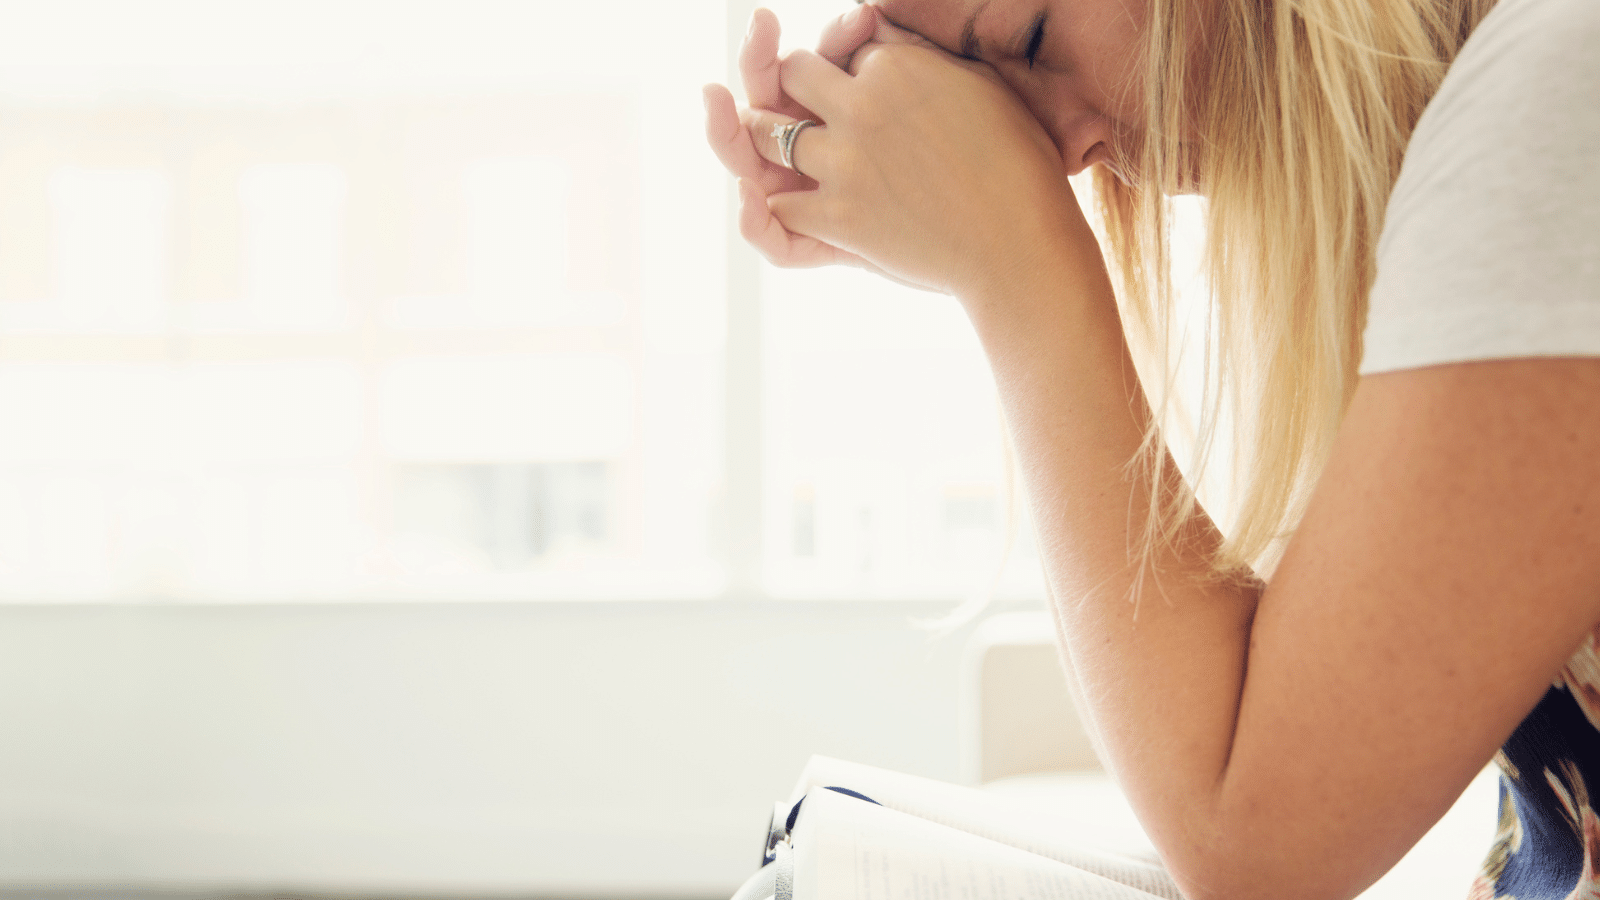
[[1472, 633, 1600, 899]]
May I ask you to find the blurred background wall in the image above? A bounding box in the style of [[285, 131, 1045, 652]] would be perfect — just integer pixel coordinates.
[[0, 2, 1105, 896], [0, 600, 1002, 897]]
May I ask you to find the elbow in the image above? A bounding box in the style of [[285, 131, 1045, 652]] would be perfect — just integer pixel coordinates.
[[1167, 866, 1282, 900], [1135, 763, 1407, 900], [1164, 846, 1267, 900], [1167, 859, 1364, 900], [1158, 827, 1376, 900]]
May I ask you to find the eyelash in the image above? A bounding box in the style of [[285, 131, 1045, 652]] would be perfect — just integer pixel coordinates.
[[1024, 14, 1047, 68]]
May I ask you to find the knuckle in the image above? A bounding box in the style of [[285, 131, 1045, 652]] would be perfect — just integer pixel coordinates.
[[852, 46, 915, 97], [776, 52, 801, 85]]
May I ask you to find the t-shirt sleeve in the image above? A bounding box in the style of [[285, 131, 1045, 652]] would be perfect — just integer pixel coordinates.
[[1358, 0, 1600, 376]]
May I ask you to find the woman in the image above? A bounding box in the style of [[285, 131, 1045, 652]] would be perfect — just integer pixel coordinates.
[[702, 0, 1600, 896]]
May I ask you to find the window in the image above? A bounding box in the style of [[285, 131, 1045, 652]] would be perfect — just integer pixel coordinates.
[[0, 1, 724, 601], [238, 163, 348, 331], [50, 168, 170, 332], [759, 265, 1043, 599], [0, 0, 1206, 604]]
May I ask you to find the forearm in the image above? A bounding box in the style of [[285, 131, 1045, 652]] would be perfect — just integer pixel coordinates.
[[961, 228, 1264, 892], [717, 13, 1551, 898]]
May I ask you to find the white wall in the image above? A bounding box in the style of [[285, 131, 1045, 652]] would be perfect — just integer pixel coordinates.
[[0, 600, 1010, 897]]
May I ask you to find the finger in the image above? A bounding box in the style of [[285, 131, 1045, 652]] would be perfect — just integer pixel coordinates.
[[706, 83, 817, 197], [743, 108, 828, 182], [844, 14, 954, 77], [869, 11, 938, 46], [738, 178, 853, 269], [844, 39, 890, 77], [704, 83, 769, 180], [766, 189, 939, 292], [767, 188, 842, 255], [815, 3, 879, 68], [778, 48, 855, 122], [848, 30, 993, 79], [740, 7, 783, 109], [745, 8, 818, 123], [766, 187, 942, 291]]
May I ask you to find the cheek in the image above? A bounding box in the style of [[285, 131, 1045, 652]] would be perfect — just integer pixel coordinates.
[[1008, 73, 1118, 145], [995, 65, 1078, 122], [995, 76, 1071, 150], [1064, 3, 1150, 124], [1081, 46, 1147, 126]]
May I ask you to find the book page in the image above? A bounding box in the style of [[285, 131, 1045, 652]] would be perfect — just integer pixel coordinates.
[[791, 788, 1169, 900], [791, 757, 1179, 900]]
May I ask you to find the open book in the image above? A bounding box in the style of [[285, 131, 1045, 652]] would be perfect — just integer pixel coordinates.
[[731, 756, 1184, 900]]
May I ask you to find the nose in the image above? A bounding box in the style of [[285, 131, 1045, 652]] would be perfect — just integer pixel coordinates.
[[1058, 113, 1116, 177], [996, 62, 1124, 179], [1007, 77, 1120, 178]]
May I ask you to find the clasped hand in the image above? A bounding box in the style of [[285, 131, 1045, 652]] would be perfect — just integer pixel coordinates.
[[704, 6, 1088, 301]]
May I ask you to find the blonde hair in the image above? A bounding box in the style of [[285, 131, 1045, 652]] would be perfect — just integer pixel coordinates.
[[1098, 0, 1498, 581]]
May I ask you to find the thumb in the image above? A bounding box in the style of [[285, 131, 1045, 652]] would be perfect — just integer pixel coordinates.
[[816, 4, 879, 69]]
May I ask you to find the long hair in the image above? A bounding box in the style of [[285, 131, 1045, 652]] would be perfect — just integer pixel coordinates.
[[1098, 0, 1499, 582]]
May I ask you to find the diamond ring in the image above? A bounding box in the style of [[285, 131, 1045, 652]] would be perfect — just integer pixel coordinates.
[[771, 119, 818, 176]]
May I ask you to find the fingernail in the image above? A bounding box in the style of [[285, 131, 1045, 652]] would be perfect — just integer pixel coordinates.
[[844, 5, 863, 26], [747, 9, 760, 38]]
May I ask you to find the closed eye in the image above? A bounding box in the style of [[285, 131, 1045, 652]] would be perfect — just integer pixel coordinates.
[[1024, 14, 1047, 68]]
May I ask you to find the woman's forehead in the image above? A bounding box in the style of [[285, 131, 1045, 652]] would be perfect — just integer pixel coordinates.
[[873, 0, 1149, 56], [871, 0, 988, 53]]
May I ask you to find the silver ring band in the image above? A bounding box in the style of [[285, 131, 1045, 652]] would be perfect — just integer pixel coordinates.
[[771, 119, 817, 176]]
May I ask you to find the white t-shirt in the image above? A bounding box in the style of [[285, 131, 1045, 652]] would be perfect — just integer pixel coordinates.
[[1359, 0, 1600, 375]]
